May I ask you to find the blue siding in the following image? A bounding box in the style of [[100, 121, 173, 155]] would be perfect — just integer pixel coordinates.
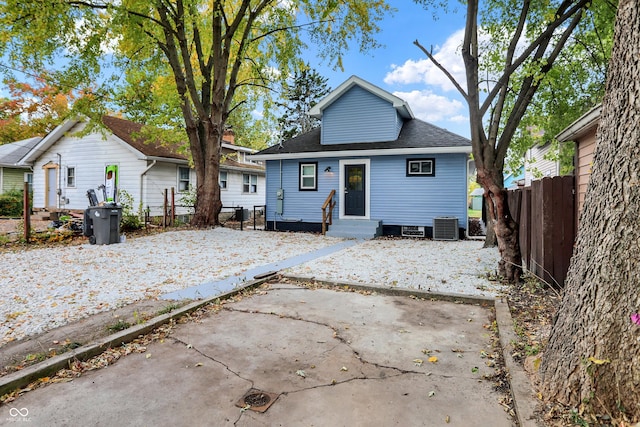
[[265, 153, 468, 229], [322, 86, 400, 145], [369, 154, 468, 228], [265, 159, 340, 223]]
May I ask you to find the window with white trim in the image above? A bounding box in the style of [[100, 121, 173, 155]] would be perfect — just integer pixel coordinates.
[[406, 158, 435, 176], [178, 166, 190, 192], [66, 167, 76, 187], [219, 171, 228, 189], [299, 162, 317, 191], [243, 174, 257, 193]]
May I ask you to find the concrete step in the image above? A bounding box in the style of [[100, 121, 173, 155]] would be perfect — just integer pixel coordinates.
[[326, 219, 382, 239]]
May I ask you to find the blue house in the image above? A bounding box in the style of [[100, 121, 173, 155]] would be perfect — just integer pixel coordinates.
[[251, 76, 471, 239]]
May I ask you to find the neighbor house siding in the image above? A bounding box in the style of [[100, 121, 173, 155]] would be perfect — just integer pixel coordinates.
[[220, 169, 266, 211], [143, 162, 193, 216], [369, 154, 468, 228], [265, 159, 339, 223], [321, 86, 401, 145], [2, 168, 25, 193], [31, 122, 146, 211], [575, 128, 598, 225], [525, 143, 559, 185]]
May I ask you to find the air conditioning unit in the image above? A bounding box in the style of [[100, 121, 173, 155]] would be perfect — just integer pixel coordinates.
[[433, 217, 459, 241]]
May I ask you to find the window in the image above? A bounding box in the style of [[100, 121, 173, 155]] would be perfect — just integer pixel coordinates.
[[243, 174, 257, 193], [406, 158, 435, 176], [219, 171, 228, 189], [299, 162, 317, 191], [178, 166, 191, 192], [66, 167, 76, 187]]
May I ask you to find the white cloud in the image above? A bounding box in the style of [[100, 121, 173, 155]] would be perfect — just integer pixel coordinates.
[[384, 29, 467, 93], [394, 89, 467, 124]]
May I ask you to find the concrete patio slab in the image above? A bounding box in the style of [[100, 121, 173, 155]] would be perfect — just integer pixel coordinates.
[[2, 282, 514, 426]]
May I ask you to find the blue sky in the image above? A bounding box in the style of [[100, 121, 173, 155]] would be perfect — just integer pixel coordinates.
[[301, 1, 471, 137]]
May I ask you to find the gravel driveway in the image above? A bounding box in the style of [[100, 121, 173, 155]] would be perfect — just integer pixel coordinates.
[[0, 228, 502, 347]]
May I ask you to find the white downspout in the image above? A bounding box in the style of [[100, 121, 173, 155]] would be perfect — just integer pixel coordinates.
[[56, 153, 62, 210], [140, 160, 157, 214]]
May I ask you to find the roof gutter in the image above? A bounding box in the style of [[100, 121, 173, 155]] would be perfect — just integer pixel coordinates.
[[556, 104, 602, 142], [250, 146, 472, 161]]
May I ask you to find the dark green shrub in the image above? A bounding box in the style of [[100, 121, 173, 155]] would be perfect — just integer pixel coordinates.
[[0, 189, 24, 217]]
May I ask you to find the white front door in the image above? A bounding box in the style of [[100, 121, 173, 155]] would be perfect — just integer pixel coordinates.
[[45, 167, 58, 209]]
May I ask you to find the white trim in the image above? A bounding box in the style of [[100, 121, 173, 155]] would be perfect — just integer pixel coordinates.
[[556, 104, 602, 142], [299, 162, 317, 190], [18, 119, 80, 165], [339, 158, 370, 220], [250, 146, 471, 161], [177, 165, 191, 193], [221, 142, 256, 153]]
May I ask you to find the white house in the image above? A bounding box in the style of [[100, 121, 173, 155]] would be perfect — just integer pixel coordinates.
[[18, 115, 265, 218], [524, 142, 561, 186]]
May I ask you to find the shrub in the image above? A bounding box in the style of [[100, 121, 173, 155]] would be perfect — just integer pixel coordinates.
[[117, 189, 142, 231], [0, 189, 25, 217]]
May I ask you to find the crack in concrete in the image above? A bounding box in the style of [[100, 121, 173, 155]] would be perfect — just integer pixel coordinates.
[[169, 336, 254, 387], [223, 307, 429, 378]]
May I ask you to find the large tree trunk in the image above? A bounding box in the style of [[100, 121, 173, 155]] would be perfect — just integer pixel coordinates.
[[540, 1, 640, 418], [190, 119, 223, 227]]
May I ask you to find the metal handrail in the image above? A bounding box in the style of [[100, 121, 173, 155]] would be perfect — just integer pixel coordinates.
[[321, 190, 336, 235]]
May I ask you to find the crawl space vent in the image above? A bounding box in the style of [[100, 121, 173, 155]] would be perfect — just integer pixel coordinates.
[[433, 217, 459, 241]]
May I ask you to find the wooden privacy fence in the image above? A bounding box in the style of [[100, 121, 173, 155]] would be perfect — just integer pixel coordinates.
[[507, 175, 575, 287]]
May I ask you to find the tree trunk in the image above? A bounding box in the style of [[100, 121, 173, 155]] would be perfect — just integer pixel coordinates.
[[477, 167, 522, 282], [190, 120, 223, 227], [540, 1, 640, 418], [483, 203, 497, 248]]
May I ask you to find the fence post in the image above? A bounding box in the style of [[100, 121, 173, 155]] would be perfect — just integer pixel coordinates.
[[171, 187, 175, 226], [23, 181, 30, 243], [163, 189, 168, 229]]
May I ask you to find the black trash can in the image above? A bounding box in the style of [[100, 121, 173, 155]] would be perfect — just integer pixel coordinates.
[[84, 205, 122, 245]]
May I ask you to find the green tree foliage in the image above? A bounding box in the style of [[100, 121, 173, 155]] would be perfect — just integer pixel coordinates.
[[0, 77, 74, 143], [504, 0, 617, 176], [277, 65, 330, 141], [0, 0, 392, 226], [414, 0, 614, 282]]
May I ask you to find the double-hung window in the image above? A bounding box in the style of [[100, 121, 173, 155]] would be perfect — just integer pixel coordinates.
[[219, 171, 228, 189], [178, 166, 190, 192], [243, 174, 257, 193], [299, 162, 317, 191], [66, 167, 76, 187]]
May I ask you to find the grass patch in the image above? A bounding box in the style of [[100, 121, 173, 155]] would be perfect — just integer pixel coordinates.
[[157, 303, 182, 315], [468, 209, 482, 218], [106, 319, 131, 333]]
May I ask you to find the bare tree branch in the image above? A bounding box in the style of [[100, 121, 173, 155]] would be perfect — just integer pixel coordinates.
[[412, 40, 468, 101]]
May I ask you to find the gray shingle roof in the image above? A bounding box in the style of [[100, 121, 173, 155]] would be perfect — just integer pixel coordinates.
[[255, 119, 470, 156], [0, 137, 42, 167]]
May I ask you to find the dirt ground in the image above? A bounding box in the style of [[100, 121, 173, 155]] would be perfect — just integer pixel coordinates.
[[0, 217, 51, 236]]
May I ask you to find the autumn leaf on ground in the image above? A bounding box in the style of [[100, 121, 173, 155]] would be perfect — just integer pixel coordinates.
[[587, 357, 610, 365], [296, 370, 306, 378], [428, 356, 438, 363], [413, 359, 423, 366]]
